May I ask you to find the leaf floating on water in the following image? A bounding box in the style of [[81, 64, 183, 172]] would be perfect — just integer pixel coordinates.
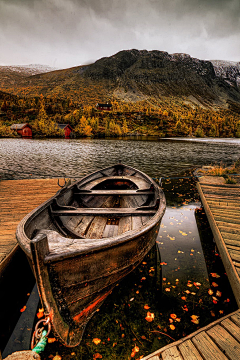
[[53, 356, 62, 360], [93, 338, 101, 345], [191, 315, 199, 324], [169, 324, 176, 330], [170, 314, 177, 319], [20, 305, 26, 313], [160, 262, 167, 266], [208, 289, 214, 295], [210, 311, 215, 317], [93, 354, 102, 359], [212, 282, 218, 287], [36, 308, 44, 319], [210, 273, 220, 278], [216, 290, 222, 297], [185, 290, 191, 294], [144, 304, 150, 310], [145, 312, 154, 322], [194, 282, 201, 287], [165, 288, 171, 292], [181, 296, 187, 300]]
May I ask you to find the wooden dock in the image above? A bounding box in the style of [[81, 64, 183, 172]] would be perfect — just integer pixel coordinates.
[[0, 178, 64, 273], [196, 176, 240, 307], [142, 309, 240, 360]]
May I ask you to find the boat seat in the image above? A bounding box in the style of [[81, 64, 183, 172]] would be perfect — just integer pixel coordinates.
[[74, 189, 154, 196], [51, 208, 156, 216]]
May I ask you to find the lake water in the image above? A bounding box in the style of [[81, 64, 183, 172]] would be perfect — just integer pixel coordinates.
[[0, 137, 239, 359], [0, 137, 239, 180]]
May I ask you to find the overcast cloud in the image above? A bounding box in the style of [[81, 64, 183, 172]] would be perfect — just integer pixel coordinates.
[[0, 0, 240, 68]]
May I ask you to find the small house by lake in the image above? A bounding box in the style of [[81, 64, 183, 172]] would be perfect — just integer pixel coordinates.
[[10, 123, 32, 138], [56, 124, 73, 139], [96, 103, 112, 111]]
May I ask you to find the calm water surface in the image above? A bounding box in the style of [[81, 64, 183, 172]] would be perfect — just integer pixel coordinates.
[[0, 137, 239, 179], [0, 138, 239, 359]]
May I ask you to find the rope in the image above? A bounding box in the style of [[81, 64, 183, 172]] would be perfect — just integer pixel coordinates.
[[32, 329, 47, 354]]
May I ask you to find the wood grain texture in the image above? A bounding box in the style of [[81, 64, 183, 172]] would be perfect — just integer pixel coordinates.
[[178, 340, 203, 360], [207, 324, 240, 360], [0, 178, 61, 271], [161, 346, 183, 360], [192, 331, 228, 360]]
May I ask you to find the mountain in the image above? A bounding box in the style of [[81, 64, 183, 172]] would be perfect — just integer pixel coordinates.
[[210, 60, 240, 89], [0, 50, 240, 109]]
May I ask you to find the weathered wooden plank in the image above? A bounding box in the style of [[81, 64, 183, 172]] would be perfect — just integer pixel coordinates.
[[216, 217, 240, 226], [225, 239, 240, 248], [221, 232, 240, 241], [228, 249, 240, 262], [85, 216, 108, 239], [231, 312, 240, 327], [192, 331, 228, 360], [178, 340, 203, 360], [207, 324, 240, 360], [102, 224, 119, 238], [217, 222, 240, 230], [52, 208, 156, 216], [221, 318, 240, 343], [75, 189, 153, 196], [226, 245, 240, 253], [161, 346, 183, 360], [218, 226, 240, 235], [147, 356, 160, 360], [118, 216, 132, 235]]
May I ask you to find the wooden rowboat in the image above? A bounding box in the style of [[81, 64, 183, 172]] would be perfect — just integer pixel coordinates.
[[16, 163, 166, 347]]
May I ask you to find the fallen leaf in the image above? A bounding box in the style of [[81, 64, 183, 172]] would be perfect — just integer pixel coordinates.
[[36, 308, 44, 319], [208, 289, 214, 295], [165, 288, 171, 292], [20, 306, 26, 313], [145, 312, 154, 322], [93, 338, 101, 345], [181, 296, 186, 300], [93, 354, 102, 359], [216, 290, 222, 297], [191, 315, 199, 324], [212, 282, 218, 287], [48, 338, 56, 343], [170, 314, 177, 319], [210, 273, 220, 278], [169, 324, 175, 330], [53, 356, 62, 360], [144, 305, 150, 310]]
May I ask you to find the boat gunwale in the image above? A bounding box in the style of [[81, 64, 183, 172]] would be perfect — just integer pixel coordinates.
[[16, 164, 166, 262]]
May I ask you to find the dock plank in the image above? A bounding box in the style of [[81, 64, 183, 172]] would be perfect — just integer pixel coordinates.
[[178, 340, 203, 360], [207, 324, 240, 360], [161, 346, 183, 360], [0, 179, 63, 269], [192, 332, 227, 360]]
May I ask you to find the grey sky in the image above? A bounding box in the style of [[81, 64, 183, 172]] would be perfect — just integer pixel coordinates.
[[0, 0, 240, 69]]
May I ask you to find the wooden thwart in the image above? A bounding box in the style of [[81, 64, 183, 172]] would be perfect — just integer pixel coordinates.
[[52, 208, 156, 216]]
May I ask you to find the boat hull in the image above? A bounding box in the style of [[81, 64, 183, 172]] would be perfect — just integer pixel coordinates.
[[16, 164, 166, 346]]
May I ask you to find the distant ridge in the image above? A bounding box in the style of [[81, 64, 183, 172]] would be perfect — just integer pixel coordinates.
[[0, 50, 240, 109]]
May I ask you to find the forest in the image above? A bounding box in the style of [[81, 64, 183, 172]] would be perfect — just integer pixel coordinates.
[[0, 91, 240, 138]]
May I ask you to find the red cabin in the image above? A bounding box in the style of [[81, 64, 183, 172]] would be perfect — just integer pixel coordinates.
[[10, 123, 32, 138], [96, 103, 112, 111], [57, 124, 73, 139]]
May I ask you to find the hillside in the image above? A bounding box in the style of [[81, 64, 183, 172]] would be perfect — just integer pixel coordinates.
[[0, 50, 240, 110]]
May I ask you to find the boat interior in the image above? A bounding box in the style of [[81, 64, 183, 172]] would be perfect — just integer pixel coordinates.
[[47, 164, 160, 240]]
